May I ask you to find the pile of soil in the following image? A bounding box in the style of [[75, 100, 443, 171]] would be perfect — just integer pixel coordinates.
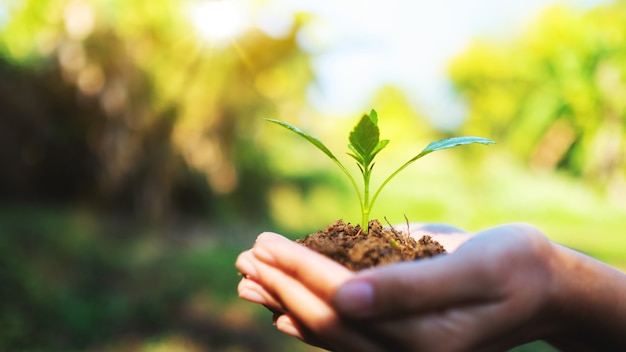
[[297, 219, 446, 271]]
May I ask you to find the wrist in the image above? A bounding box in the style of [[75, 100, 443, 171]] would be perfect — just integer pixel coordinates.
[[545, 243, 626, 349]]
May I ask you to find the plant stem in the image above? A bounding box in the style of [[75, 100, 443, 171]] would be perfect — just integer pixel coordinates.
[[361, 166, 372, 231]]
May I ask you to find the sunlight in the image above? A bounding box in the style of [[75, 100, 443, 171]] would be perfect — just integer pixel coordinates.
[[189, 0, 250, 47]]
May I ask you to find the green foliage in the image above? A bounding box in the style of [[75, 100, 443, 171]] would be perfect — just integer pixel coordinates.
[[449, 2, 626, 190], [0, 0, 314, 221], [347, 110, 390, 169], [268, 110, 494, 230], [0, 204, 288, 351]]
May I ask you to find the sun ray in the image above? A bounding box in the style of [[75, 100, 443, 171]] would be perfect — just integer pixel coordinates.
[[188, 1, 250, 48]]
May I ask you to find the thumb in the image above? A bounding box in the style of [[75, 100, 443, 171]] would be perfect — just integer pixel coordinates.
[[333, 227, 518, 319]]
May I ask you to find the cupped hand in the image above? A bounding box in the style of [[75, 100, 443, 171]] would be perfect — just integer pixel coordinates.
[[236, 223, 491, 349], [236, 222, 470, 314], [236, 232, 371, 350], [235, 224, 566, 351]]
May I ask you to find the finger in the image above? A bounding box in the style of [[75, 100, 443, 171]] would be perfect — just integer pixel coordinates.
[[251, 251, 380, 352], [251, 252, 337, 327], [252, 232, 354, 300], [334, 232, 507, 319], [238, 277, 284, 311], [250, 234, 390, 351], [275, 314, 334, 351], [237, 249, 285, 310], [235, 249, 257, 280]]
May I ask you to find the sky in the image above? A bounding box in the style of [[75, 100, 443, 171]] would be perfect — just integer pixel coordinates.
[[254, 0, 612, 129]]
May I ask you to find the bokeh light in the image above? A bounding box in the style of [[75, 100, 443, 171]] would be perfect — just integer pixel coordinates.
[[188, 0, 250, 47]]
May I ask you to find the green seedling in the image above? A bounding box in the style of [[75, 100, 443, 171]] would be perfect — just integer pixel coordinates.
[[267, 109, 495, 232]]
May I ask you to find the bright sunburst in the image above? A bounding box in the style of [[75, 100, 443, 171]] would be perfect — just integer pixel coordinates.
[[189, 1, 250, 47]]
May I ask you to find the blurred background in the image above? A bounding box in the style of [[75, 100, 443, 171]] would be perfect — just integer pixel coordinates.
[[1, 0, 625, 350]]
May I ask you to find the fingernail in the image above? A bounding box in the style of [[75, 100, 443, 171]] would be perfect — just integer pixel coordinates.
[[335, 280, 374, 317]]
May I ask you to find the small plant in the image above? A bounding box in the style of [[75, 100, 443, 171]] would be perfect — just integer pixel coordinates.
[[267, 109, 495, 232]]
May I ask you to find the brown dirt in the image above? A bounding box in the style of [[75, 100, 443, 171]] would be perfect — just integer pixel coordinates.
[[297, 219, 446, 271]]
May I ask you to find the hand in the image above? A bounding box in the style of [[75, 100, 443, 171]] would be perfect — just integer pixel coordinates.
[[235, 223, 474, 350], [237, 231, 356, 350], [236, 223, 626, 351], [332, 223, 558, 351]]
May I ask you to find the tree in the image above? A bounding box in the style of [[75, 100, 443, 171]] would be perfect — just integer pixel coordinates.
[[0, 0, 314, 221], [450, 2, 626, 192]]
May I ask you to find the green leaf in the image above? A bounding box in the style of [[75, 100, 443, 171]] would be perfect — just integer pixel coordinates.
[[368, 136, 495, 212], [348, 111, 385, 167], [265, 117, 365, 210], [347, 146, 364, 165], [368, 109, 378, 124], [372, 139, 390, 159], [417, 136, 495, 159], [265, 118, 338, 161]]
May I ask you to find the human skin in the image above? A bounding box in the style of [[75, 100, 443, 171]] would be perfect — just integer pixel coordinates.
[[235, 223, 626, 351]]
